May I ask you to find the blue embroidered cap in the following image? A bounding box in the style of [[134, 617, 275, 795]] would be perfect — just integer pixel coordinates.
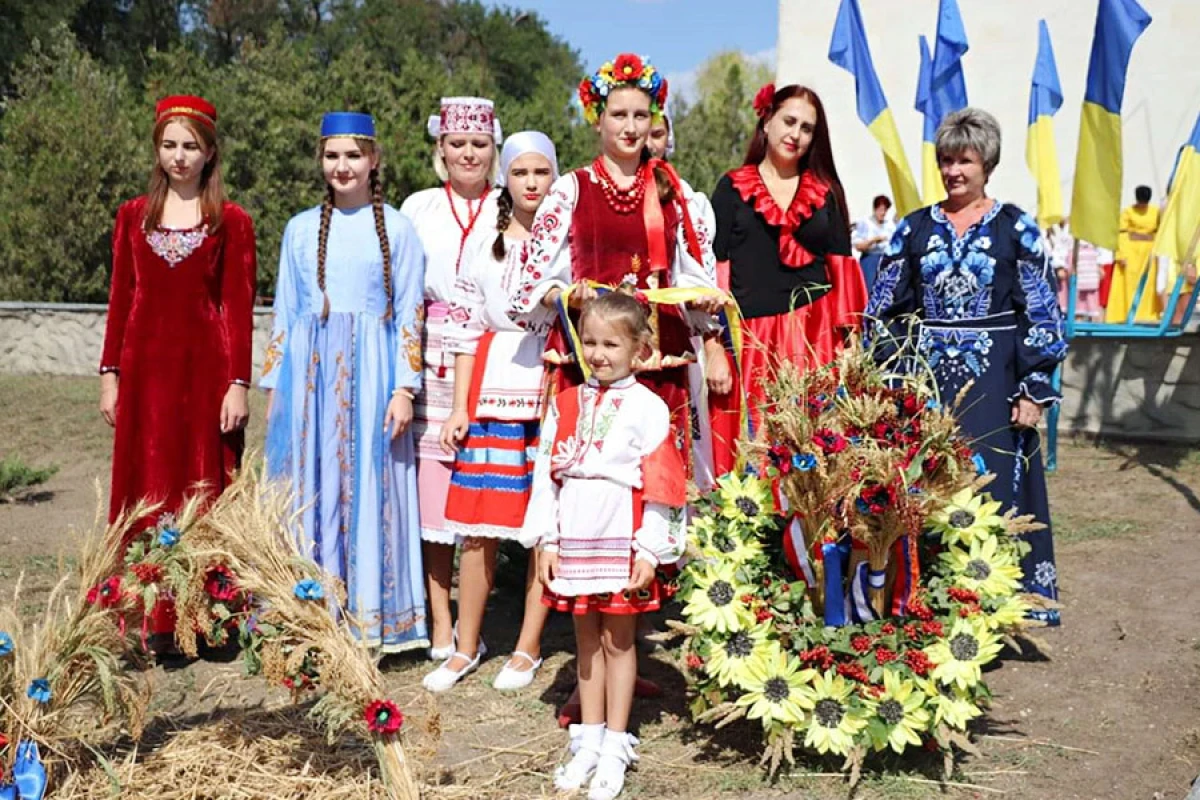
[[321, 112, 376, 140]]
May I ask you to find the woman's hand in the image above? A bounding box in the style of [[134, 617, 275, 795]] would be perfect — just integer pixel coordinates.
[[704, 338, 733, 396], [626, 559, 656, 591], [687, 294, 726, 315], [1010, 397, 1043, 429], [538, 549, 559, 588], [440, 409, 470, 455], [99, 373, 119, 427], [569, 283, 597, 308], [384, 393, 414, 440], [220, 384, 250, 433]]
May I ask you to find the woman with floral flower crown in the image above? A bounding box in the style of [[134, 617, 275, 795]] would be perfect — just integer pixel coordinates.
[[509, 52, 729, 487], [708, 83, 867, 476], [400, 97, 503, 661]]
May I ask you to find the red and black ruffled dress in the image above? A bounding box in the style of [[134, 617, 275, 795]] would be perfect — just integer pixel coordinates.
[[709, 166, 866, 472]]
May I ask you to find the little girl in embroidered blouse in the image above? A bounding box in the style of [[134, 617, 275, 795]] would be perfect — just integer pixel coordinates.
[[521, 291, 686, 800]]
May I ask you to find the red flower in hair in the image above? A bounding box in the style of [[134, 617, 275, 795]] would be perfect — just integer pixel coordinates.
[[656, 77, 669, 105], [612, 53, 644, 81], [752, 83, 776, 119]]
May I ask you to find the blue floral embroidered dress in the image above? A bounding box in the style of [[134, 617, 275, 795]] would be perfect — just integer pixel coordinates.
[[866, 202, 1066, 624], [262, 204, 429, 651]]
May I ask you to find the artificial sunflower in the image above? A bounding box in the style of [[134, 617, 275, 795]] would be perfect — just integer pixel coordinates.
[[716, 473, 775, 529], [705, 623, 772, 688], [864, 670, 931, 753], [802, 671, 868, 755], [941, 534, 1023, 599], [682, 562, 755, 634], [734, 644, 816, 727], [929, 488, 1005, 545], [923, 618, 1003, 691], [981, 594, 1031, 631], [920, 677, 983, 730], [699, 524, 764, 566]]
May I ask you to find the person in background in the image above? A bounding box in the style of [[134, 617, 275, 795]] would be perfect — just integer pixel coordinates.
[[100, 95, 257, 650], [851, 194, 895, 290], [1107, 184, 1160, 323], [1065, 238, 1109, 322]]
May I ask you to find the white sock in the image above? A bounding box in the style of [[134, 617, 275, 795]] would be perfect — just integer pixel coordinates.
[[577, 722, 606, 752]]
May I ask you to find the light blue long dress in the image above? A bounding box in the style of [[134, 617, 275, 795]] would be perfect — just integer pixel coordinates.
[[262, 202, 429, 652]]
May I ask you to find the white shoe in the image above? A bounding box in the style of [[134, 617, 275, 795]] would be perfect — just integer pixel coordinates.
[[428, 625, 455, 661], [588, 730, 638, 800], [554, 723, 604, 791], [492, 651, 543, 691], [422, 649, 482, 693]]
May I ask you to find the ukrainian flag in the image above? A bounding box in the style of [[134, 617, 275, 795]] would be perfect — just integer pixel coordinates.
[[1153, 113, 1200, 264], [915, 36, 943, 206], [1069, 0, 1152, 251], [828, 0, 920, 217], [1026, 20, 1064, 229]]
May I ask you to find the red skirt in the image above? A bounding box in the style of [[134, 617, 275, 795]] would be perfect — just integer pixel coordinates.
[[541, 578, 667, 616]]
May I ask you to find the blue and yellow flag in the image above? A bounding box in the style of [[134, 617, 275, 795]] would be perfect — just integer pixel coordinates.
[[1070, 0, 1152, 251], [915, 36, 944, 206], [829, 0, 920, 218], [1026, 20, 1064, 228], [930, 0, 969, 115], [1153, 112, 1200, 264]]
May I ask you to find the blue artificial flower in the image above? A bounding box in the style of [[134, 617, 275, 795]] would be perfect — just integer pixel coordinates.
[[925, 398, 940, 411], [27, 679, 51, 704], [848, 436, 864, 446], [835, 386, 848, 399], [792, 453, 818, 472], [293, 579, 324, 601], [972, 453, 988, 476], [157, 527, 180, 548], [854, 498, 871, 514], [0, 631, 13, 656]]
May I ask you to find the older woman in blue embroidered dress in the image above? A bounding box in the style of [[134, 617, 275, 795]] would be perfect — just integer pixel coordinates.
[[865, 108, 1066, 625]]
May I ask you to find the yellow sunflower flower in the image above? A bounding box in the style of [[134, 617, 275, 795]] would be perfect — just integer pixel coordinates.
[[929, 488, 1004, 546], [865, 670, 931, 753], [735, 644, 816, 727], [716, 473, 776, 529], [982, 594, 1031, 631], [682, 562, 755, 634], [920, 677, 983, 730], [699, 524, 764, 566], [940, 534, 1023, 599], [705, 623, 772, 688], [802, 671, 869, 755], [923, 618, 1003, 691]]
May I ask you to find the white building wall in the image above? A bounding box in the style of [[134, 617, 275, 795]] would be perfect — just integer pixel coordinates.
[[776, 0, 1200, 226]]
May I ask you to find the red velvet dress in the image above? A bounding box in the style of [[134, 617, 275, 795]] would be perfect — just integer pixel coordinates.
[[100, 197, 257, 631], [709, 166, 867, 475]]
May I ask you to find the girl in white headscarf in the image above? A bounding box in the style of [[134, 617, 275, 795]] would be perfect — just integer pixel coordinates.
[[423, 132, 560, 692]]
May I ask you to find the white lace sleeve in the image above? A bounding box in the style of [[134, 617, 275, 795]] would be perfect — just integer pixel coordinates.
[[508, 173, 578, 334], [673, 181, 720, 334]]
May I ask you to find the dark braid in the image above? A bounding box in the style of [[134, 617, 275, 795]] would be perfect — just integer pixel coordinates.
[[316, 183, 334, 322], [492, 187, 513, 261], [370, 169, 393, 320]]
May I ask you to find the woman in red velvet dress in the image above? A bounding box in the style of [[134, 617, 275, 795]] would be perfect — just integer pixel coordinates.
[[709, 84, 866, 474], [99, 95, 257, 638]]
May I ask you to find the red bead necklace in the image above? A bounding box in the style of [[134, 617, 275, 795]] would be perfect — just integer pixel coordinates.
[[592, 157, 646, 215], [445, 182, 491, 273]]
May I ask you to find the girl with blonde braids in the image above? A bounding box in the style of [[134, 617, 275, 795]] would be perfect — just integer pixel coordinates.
[[263, 112, 429, 653]]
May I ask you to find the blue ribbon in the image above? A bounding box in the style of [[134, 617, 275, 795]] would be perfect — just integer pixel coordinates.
[[12, 741, 46, 800], [0, 784, 14, 800], [822, 538, 848, 627]]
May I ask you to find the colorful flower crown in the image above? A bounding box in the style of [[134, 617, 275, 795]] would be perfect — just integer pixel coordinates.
[[578, 53, 668, 125]]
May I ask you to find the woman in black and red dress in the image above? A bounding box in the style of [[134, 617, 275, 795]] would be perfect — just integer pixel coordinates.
[[709, 83, 866, 474]]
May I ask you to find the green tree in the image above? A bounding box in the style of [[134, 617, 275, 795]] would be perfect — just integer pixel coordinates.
[[0, 0, 86, 95], [672, 51, 772, 196], [0, 27, 145, 302]]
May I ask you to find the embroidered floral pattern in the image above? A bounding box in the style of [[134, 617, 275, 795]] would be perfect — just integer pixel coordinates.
[[918, 328, 993, 382], [147, 225, 207, 266]]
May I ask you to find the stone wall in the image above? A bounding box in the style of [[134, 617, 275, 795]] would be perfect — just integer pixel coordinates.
[[3, 303, 1199, 444], [0, 303, 274, 381]]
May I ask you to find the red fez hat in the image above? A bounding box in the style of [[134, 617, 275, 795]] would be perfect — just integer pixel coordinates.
[[155, 95, 217, 130]]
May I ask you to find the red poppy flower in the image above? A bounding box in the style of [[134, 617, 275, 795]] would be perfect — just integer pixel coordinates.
[[612, 53, 644, 81], [899, 394, 922, 417], [768, 443, 792, 474], [365, 699, 404, 735], [752, 82, 776, 119], [87, 575, 123, 608], [656, 77, 669, 105], [204, 564, 239, 602], [812, 428, 848, 455]]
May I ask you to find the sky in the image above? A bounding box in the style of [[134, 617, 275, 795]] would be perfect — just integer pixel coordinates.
[[482, 0, 778, 101]]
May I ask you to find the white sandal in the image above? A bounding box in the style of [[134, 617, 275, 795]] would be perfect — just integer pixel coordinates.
[[554, 723, 604, 791], [422, 647, 484, 693], [428, 624, 456, 662], [588, 730, 639, 800], [492, 651, 543, 691]]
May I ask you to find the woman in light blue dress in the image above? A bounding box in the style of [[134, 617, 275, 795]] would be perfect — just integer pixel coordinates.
[[262, 112, 429, 652]]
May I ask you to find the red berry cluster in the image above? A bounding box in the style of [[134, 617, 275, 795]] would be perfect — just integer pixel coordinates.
[[903, 649, 932, 676], [837, 662, 870, 683], [874, 647, 898, 665], [850, 634, 873, 653], [799, 645, 835, 671]]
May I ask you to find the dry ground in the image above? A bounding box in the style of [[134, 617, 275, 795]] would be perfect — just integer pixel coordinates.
[[2, 374, 1199, 799]]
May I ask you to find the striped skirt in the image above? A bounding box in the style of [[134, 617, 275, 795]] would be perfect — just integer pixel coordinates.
[[443, 419, 539, 540]]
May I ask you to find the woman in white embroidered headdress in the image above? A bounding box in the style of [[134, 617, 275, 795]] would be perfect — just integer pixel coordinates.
[[400, 96, 502, 660], [422, 131, 560, 693]]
